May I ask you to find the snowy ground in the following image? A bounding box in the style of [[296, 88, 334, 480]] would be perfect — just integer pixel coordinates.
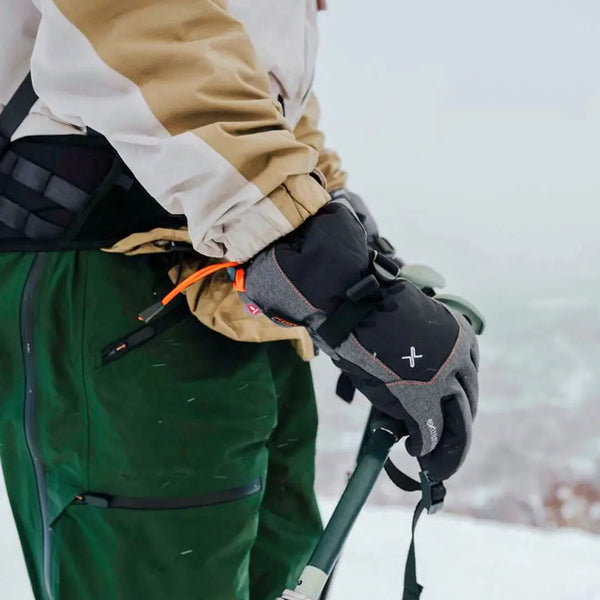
[[320, 500, 600, 600], [1, 467, 35, 599], [2, 468, 599, 600]]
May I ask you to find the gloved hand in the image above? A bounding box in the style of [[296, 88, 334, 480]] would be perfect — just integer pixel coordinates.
[[330, 189, 398, 259], [331, 189, 447, 293], [241, 200, 479, 480]]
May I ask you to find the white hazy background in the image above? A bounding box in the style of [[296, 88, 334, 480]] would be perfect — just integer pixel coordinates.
[[1, 1, 600, 597], [317, 0, 599, 271]]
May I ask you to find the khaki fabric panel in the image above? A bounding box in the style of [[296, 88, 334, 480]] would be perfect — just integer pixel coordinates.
[[169, 261, 314, 361], [103, 229, 314, 360], [294, 93, 348, 192], [52, 0, 323, 200], [104, 228, 193, 256], [269, 173, 329, 230]]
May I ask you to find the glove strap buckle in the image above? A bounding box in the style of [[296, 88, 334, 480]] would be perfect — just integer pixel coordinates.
[[371, 250, 403, 283]]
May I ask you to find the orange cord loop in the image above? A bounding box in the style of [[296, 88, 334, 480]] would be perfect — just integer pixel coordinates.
[[233, 268, 246, 293], [138, 261, 242, 323], [161, 261, 239, 306]]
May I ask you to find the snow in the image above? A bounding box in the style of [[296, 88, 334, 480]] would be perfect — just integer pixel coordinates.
[[2, 466, 599, 599], [0, 467, 34, 600], [320, 501, 600, 600]]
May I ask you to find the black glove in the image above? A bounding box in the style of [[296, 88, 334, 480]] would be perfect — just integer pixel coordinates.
[[331, 188, 449, 294], [242, 200, 479, 480], [330, 189, 398, 259]]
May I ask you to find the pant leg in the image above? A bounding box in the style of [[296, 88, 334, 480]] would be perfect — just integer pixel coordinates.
[[249, 343, 323, 600], [0, 250, 287, 600]]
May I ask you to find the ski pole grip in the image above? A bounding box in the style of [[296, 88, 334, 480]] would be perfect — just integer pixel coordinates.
[[436, 293, 486, 335]]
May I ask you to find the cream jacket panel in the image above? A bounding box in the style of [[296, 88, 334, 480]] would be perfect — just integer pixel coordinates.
[[0, 1, 39, 106], [227, 0, 318, 127]]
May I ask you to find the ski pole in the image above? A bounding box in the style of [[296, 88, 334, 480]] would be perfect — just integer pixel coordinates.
[[278, 416, 402, 600], [319, 405, 388, 600]]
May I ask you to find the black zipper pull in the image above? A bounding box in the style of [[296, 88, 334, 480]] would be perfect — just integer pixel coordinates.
[[101, 326, 155, 364], [102, 341, 128, 362]]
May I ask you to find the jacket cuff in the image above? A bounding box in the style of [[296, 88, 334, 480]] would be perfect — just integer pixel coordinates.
[[220, 172, 329, 263]]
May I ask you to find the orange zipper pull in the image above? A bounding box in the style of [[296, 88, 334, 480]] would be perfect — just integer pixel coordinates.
[[138, 261, 239, 323]]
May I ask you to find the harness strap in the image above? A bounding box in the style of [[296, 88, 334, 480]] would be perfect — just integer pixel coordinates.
[[0, 74, 187, 251], [0, 75, 37, 153]]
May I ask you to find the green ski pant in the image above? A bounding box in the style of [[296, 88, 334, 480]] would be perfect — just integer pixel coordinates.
[[0, 250, 322, 600]]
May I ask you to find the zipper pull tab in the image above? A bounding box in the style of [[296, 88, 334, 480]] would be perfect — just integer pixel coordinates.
[[74, 493, 111, 508]]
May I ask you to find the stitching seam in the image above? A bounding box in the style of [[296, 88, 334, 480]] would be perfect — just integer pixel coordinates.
[[271, 247, 319, 312]]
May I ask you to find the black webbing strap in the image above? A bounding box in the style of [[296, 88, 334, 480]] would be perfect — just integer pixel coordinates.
[[317, 274, 382, 348], [403, 499, 426, 600], [0, 149, 89, 211], [317, 297, 375, 348], [382, 461, 446, 600], [384, 460, 421, 493], [0, 73, 187, 251], [335, 372, 356, 403], [0, 74, 37, 152]]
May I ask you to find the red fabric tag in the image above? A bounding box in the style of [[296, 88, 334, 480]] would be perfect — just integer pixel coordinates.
[[246, 304, 262, 317], [317, 0, 327, 10]]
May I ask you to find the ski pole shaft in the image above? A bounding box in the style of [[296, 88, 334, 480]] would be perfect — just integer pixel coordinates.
[[291, 426, 397, 600]]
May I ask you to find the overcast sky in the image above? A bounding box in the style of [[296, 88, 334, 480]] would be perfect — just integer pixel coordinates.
[[315, 0, 599, 293]]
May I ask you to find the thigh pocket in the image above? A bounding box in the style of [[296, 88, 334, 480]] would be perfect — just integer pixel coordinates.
[[53, 480, 263, 599], [72, 478, 261, 510]]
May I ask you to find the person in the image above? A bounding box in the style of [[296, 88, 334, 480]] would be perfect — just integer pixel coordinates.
[[0, 1, 480, 599]]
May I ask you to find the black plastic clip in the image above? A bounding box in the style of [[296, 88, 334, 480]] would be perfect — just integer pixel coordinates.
[[346, 274, 380, 302], [372, 235, 397, 257], [419, 470, 446, 514], [371, 251, 402, 283]]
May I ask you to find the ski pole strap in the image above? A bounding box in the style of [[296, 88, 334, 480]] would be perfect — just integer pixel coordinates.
[[383, 461, 446, 600], [403, 499, 426, 600], [384, 460, 421, 492], [335, 372, 356, 404]]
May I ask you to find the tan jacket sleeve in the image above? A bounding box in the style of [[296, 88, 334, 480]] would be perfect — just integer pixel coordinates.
[[31, 0, 329, 262], [293, 93, 348, 192]]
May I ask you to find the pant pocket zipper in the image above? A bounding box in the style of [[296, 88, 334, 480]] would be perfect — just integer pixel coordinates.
[[72, 479, 262, 510], [101, 297, 188, 365]]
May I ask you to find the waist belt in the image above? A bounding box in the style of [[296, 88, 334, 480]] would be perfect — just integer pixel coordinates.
[[0, 75, 186, 252]]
